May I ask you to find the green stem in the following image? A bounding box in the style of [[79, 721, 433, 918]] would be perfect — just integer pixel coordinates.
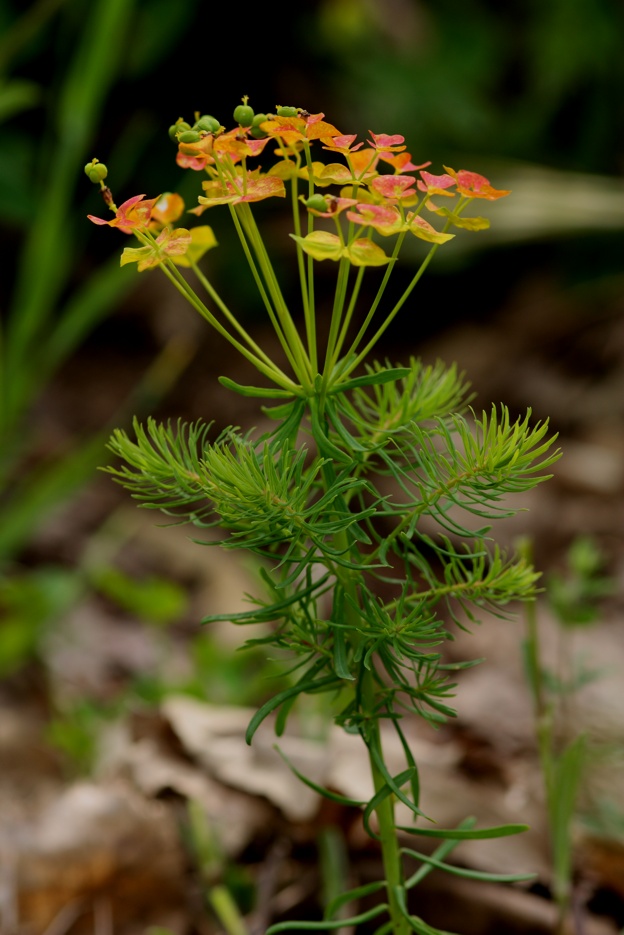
[[302, 143, 319, 372], [323, 257, 351, 387], [208, 885, 249, 935], [190, 261, 278, 370], [341, 241, 441, 380], [307, 250, 317, 371], [362, 672, 411, 935], [520, 542, 570, 934], [328, 265, 365, 374], [236, 203, 313, 388], [227, 204, 302, 379], [312, 396, 409, 935], [157, 258, 299, 392], [336, 232, 405, 376], [290, 153, 318, 372]]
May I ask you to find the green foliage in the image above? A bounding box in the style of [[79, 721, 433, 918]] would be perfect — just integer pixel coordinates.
[[0, 0, 205, 566], [106, 364, 557, 932], [2, 142, 203, 779], [523, 534, 616, 932], [107, 367, 559, 772], [317, 0, 624, 175], [91, 564, 188, 626], [547, 535, 615, 627], [372, 406, 556, 543], [0, 566, 81, 677], [47, 697, 117, 777]]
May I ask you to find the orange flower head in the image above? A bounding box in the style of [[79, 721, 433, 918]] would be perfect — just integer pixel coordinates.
[[379, 152, 430, 174], [371, 175, 417, 202], [367, 132, 406, 153], [120, 226, 192, 271], [349, 148, 379, 180], [192, 175, 286, 214], [88, 194, 159, 234], [417, 171, 456, 197], [444, 167, 511, 200], [150, 192, 185, 228], [346, 203, 402, 236], [321, 134, 364, 155], [176, 134, 215, 171], [213, 128, 271, 159]]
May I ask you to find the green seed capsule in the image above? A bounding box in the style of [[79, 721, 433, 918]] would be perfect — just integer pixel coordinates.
[[178, 130, 201, 143], [84, 160, 108, 182], [250, 113, 269, 138], [169, 121, 191, 141], [305, 194, 328, 212], [276, 106, 297, 118], [195, 115, 220, 133], [233, 104, 254, 127]]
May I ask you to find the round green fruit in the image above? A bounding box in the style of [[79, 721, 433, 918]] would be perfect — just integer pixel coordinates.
[[84, 161, 108, 182], [233, 104, 254, 127], [178, 130, 201, 143], [195, 115, 220, 133], [305, 194, 328, 212], [250, 114, 268, 139]]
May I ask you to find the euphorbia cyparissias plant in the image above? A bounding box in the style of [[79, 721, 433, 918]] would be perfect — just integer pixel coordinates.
[[87, 101, 559, 935]]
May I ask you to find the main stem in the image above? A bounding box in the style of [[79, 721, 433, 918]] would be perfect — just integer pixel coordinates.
[[362, 669, 411, 935], [522, 550, 569, 935], [315, 396, 410, 934]]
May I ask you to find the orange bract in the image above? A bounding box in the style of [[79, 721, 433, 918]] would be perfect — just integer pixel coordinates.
[[88, 194, 159, 234], [445, 167, 511, 200], [120, 226, 192, 271], [193, 176, 286, 213]]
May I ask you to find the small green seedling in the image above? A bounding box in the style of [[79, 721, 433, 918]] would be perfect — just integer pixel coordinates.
[[523, 535, 615, 934]]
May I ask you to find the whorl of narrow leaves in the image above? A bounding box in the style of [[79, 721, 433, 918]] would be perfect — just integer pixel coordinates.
[[106, 418, 214, 520], [348, 358, 472, 438], [401, 542, 542, 628], [374, 404, 560, 539], [105, 360, 559, 735], [105, 416, 376, 565]]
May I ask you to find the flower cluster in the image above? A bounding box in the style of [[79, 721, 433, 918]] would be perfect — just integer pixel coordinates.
[[86, 183, 216, 272], [85, 99, 512, 401], [86, 100, 509, 275]]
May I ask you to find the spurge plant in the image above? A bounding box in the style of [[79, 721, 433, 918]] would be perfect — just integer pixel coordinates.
[[86, 98, 559, 934]]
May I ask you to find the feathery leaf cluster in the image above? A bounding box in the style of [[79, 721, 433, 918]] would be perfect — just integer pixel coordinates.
[[106, 361, 559, 736]]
